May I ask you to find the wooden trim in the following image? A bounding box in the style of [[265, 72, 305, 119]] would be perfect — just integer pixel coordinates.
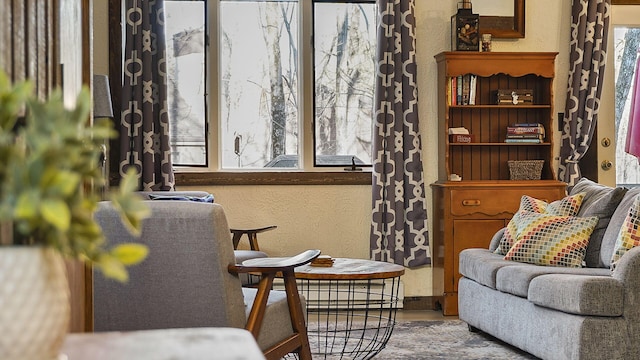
[[173, 171, 372, 186], [108, 0, 122, 180], [403, 296, 441, 311], [479, 0, 525, 39], [82, 0, 93, 333], [12, 0, 25, 82], [613, 0, 640, 4]]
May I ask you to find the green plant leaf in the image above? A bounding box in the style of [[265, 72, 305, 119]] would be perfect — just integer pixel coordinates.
[[109, 169, 151, 235], [111, 243, 148, 266], [49, 170, 81, 197], [97, 254, 128, 282], [14, 191, 39, 219], [40, 199, 71, 231]]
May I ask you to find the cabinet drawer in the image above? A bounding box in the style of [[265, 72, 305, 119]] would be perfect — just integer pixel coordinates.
[[450, 188, 561, 217]]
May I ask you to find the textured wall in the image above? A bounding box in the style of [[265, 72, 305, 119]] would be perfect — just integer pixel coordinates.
[[96, 0, 571, 298]]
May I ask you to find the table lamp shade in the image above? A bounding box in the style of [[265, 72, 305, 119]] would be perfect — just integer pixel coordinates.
[[93, 75, 114, 118]]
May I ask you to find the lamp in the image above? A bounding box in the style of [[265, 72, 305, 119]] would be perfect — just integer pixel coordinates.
[[93, 75, 114, 119], [92, 74, 113, 195]]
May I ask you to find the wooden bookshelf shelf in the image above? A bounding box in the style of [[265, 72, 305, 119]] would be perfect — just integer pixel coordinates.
[[448, 142, 551, 146]]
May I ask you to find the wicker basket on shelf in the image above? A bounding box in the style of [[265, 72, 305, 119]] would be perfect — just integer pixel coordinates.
[[508, 160, 544, 180]]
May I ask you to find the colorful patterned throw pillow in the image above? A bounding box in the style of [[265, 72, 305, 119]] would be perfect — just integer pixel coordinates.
[[610, 195, 640, 270], [503, 211, 598, 267], [494, 193, 586, 255]]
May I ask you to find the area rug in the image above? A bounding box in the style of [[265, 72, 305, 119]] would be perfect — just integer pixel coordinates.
[[307, 320, 539, 360]]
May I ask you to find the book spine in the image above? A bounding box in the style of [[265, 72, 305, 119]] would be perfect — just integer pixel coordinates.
[[507, 127, 545, 134], [469, 75, 477, 105], [505, 134, 544, 139], [462, 74, 470, 105], [457, 75, 463, 105], [504, 138, 542, 143], [511, 123, 542, 127], [451, 77, 457, 105]]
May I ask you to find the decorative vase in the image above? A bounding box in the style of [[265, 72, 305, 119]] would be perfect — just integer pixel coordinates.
[[0, 246, 70, 359]]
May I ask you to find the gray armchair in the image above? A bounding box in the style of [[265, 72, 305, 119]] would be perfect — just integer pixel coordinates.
[[136, 191, 269, 286], [93, 200, 319, 359]]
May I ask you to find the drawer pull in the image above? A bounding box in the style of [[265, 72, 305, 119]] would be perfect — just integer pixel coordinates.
[[462, 199, 481, 206]]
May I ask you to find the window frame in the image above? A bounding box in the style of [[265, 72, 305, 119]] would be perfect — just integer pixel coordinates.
[[108, 0, 372, 186]]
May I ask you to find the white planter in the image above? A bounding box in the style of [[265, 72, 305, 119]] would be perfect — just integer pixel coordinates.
[[0, 247, 70, 360]]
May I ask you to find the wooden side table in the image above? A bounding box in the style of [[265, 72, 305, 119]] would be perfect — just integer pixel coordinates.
[[293, 258, 405, 360], [61, 327, 265, 360]]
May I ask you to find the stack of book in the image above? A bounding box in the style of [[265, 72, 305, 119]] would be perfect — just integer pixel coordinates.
[[449, 127, 475, 143], [448, 74, 477, 106], [310, 255, 335, 267], [505, 123, 545, 143]]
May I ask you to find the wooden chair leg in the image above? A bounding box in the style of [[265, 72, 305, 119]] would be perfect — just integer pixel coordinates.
[[245, 273, 275, 339], [248, 233, 260, 251], [282, 270, 312, 360], [231, 231, 243, 250]]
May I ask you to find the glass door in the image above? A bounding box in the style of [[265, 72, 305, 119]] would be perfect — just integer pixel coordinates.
[[601, 5, 640, 186]]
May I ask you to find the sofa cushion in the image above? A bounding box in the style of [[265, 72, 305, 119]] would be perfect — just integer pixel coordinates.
[[527, 273, 624, 317], [569, 178, 628, 268], [601, 188, 640, 268], [495, 193, 586, 255], [459, 248, 519, 289], [496, 264, 611, 298], [610, 195, 640, 270], [503, 212, 598, 268], [243, 288, 299, 350]]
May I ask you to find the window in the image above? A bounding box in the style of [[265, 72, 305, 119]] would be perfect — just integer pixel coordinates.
[[313, 1, 376, 168], [164, 0, 376, 170], [165, 1, 207, 166]]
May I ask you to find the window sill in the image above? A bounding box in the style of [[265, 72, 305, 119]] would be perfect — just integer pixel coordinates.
[[174, 171, 372, 186]]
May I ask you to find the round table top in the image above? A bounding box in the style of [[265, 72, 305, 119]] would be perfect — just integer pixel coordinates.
[[294, 258, 405, 280]]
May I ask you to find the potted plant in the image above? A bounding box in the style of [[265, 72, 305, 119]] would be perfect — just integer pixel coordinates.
[[0, 71, 150, 359]]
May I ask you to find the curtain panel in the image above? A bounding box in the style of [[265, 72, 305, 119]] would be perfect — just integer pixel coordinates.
[[370, 0, 430, 268], [120, 0, 175, 191], [625, 49, 640, 162], [559, 0, 611, 188]]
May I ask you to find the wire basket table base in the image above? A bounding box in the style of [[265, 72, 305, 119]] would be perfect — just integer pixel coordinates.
[[287, 258, 405, 360]]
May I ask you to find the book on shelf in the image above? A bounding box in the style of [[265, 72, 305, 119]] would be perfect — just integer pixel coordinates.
[[506, 123, 545, 137], [505, 123, 545, 143], [504, 138, 543, 143], [448, 127, 470, 135], [456, 75, 463, 105], [448, 74, 477, 106], [450, 134, 475, 143], [449, 76, 456, 105], [505, 134, 544, 140], [469, 75, 477, 105]]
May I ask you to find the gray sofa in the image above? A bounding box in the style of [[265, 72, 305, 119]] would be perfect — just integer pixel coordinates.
[[458, 178, 640, 360]]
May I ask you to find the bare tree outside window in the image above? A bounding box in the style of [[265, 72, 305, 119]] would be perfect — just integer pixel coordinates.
[[314, 2, 376, 167], [220, 1, 299, 169]]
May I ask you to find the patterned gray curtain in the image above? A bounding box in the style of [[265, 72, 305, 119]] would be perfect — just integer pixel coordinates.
[[370, 0, 429, 268], [120, 0, 175, 191], [559, 0, 611, 187]]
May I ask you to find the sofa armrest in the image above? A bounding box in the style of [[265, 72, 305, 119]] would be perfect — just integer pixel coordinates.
[[488, 227, 506, 252], [612, 245, 640, 289]]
